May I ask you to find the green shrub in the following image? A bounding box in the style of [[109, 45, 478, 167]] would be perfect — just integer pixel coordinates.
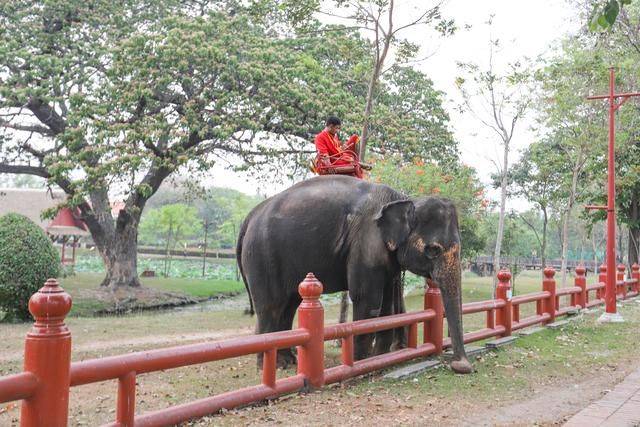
[[0, 213, 61, 321]]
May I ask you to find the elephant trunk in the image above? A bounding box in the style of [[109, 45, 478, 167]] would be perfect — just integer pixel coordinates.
[[435, 249, 473, 374]]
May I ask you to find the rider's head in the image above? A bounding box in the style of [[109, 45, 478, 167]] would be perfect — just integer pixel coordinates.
[[325, 116, 341, 136]]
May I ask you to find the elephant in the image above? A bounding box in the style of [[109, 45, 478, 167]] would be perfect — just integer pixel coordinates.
[[236, 175, 472, 374]]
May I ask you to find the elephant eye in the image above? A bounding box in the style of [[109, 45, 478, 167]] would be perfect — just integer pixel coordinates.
[[425, 243, 443, 259]]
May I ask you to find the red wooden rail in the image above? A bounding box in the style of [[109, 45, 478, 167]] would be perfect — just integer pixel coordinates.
[[1, 265, 639, 426]]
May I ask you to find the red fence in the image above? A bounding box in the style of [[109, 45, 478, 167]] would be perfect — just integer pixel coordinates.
[[1, 265, 639, 427]]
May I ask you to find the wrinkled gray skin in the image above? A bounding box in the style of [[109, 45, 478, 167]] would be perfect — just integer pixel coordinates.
[[237, 175, 472, 374]]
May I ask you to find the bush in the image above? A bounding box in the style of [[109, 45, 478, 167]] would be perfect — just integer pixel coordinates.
[[0, 213, 61, 321]]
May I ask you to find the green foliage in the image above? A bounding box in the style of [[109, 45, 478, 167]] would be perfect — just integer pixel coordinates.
[[370, 156, 487, 258], [76, 255, 237, 281], [589, 0, 633, 31], [140, 204, 201, 247], [0, 213, 61, 321]]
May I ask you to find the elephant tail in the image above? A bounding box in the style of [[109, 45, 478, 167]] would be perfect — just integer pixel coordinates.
[[236, 217, 254, 316]]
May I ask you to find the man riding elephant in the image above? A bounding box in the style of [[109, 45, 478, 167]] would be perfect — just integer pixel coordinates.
[[236, 175, 472, 374]]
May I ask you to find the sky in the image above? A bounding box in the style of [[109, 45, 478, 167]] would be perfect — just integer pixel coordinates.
[[206, 0, 582, 204]]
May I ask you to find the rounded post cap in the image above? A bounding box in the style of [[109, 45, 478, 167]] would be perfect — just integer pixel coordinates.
[[617, 263, 626, 272], [298, 273, 323, 299], [632, 263, 640, 272], [599, 263, 607, 273], [497, 269, 511, 283], [28, 278, 72, 322], [575, 265, 586, 275], [543, 266, 556, 279]]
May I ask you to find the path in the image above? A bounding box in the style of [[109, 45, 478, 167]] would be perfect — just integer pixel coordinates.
[[565, 367, 640, 426]]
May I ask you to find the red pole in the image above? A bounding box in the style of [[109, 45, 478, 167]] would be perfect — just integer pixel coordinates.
[[495, 269, 512, 336], [632, 264, 640, 293], [296, 273, 324, 389], [598, 263, 607, 301], [424, 279, 444, 355], [617, 263, 626, 300], [543, 267, 556, 324], [20, 279, 72, 427], [603, 67, 619, 319], [574, 265, 587, 309]]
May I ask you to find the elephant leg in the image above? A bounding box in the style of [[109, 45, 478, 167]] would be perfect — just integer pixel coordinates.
[[255, 295, 298, 369], [373, 280, 395, 355], [350, 268, 386, 360], [391, 277, 407, 351], [276, 295, 300, 368]]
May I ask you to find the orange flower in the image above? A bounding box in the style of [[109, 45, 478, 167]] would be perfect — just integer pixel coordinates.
[[414, 159, 425, 167], [432, 187, 441, 194], [415, 169, 425, 176]]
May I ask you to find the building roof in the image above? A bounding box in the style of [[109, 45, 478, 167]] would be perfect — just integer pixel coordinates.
[[0, 188, 89, 236]]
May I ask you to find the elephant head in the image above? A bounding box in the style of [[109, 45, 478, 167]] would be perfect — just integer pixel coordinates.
[[375, 197, 473, 374]]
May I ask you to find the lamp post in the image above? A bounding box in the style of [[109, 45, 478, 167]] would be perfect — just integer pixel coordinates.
[[586, 67, 640, 323]]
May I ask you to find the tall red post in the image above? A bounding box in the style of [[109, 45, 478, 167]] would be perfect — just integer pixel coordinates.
[[495, 269, 512, 336], [632, 264, 640, 294], [605, 67, 618, 319], [586, 67, 640, 322], [598, 264, 607, 301], [424, 279, 444, 355], [20, 279, 72, 427], [297, 273, 324, 389], [542, 267, 556, 324], [574, 265, 587, 309], [617, 263, 627, 300]]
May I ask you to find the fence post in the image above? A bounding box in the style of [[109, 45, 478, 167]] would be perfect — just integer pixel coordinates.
[[632, 264, 640, 294], [297, 273, 324, 389], [543, 267, 556, 324], [617, 263, 626, 300], [20, 279, 72, 427], [598, 264, 607, 301], [424, 279, 444, 355], [574, 265, 586, 309], [495, 269, 512, 336]]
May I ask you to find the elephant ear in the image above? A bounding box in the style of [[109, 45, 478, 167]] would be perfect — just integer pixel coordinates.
[[374, 200, 416, 251]]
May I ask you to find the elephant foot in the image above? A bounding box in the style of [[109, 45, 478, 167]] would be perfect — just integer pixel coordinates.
[[255, 348, 297, 370], [276, 348, 297, 369], [450, 358, 473, 374]]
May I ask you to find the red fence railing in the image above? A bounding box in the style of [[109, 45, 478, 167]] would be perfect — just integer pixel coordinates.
[[1, 265, 639, 426]]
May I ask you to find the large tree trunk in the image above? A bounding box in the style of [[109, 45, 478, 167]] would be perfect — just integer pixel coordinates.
[[99, 215, 141, 288], [78, 188, 143, 289]]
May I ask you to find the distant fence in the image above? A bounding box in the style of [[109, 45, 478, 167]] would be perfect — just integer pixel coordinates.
[[1, 264, 639, 426], [470, 256, 602, 276]]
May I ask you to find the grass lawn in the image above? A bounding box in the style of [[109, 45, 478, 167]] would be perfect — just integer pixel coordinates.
[[59, 272, 245, 317]]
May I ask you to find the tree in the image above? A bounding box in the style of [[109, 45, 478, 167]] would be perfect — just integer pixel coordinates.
[[535, 38, 608, 284], [0, 1, 375, 288], [139, 204, 201, 276], [589, 0, 634, 31], [507, 142, 564, 270], [456, 16, 531, 289], [320, 0, 455, 161]]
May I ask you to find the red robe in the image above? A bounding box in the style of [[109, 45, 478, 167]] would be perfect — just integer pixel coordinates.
[[314, 130, 358, 165], [314, 130, 362, 178]]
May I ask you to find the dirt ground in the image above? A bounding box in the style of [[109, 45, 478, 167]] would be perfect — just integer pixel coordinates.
[[2, 287, 640, 426]]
